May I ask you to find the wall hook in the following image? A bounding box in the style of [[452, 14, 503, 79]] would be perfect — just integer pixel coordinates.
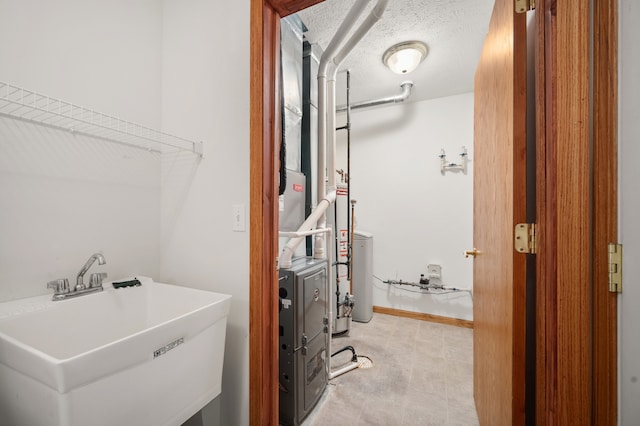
[[439, 146, 468, 175]]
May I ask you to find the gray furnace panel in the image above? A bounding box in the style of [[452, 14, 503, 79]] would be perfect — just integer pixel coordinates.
[[279, 257, 328, 426]]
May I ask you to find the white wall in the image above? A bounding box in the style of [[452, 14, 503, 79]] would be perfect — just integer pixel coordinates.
[[0, 0, 163, 301], [619, 0, 640, 423], [160, 1, 250, 426], [336, 93, 474, 320]]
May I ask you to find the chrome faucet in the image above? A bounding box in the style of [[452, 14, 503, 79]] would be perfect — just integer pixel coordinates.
[[76, 253, 106, 290], [47, 253, 107, 301]]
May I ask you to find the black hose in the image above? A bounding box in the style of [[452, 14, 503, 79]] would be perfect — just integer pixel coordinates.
[[331, 345, 358, 363]]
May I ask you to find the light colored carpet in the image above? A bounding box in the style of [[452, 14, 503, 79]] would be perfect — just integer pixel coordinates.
[[302, 312, 479, 426]]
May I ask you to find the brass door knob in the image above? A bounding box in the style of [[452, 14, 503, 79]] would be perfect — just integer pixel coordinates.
[[464, 248, 480, 258]]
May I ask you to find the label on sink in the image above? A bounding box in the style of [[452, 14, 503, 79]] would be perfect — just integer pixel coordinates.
[[153, 337, 184, 359], [0, 300, 51, 320]]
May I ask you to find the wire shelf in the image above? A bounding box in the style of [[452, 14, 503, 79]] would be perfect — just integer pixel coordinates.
[[0, 81, 203, 157]]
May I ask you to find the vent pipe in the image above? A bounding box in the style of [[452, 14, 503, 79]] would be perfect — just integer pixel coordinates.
[[336, 81, 414, 112]]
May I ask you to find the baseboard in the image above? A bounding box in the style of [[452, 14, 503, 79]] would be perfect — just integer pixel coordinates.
[[372, 306, 473, 329]]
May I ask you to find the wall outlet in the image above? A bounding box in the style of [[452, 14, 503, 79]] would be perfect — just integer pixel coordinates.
[[232, 204, 245, 232], [427, 264, 442, 286], [427, 264, 441, 278]]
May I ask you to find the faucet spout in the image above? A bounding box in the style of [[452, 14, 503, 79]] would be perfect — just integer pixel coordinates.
[[76, 253, 106, 290]]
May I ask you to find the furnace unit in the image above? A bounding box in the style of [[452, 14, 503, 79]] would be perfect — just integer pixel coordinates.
[[278, 257, 328, 426]]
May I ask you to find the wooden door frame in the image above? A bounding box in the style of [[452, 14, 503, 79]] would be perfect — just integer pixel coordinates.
[[537, 1, 593, 423], [535, 0, 618, 424], [592, 0, 618, 423], [249, 2, 279, 424], [249, 0, 618, 424], [250, 2, 324, 425]]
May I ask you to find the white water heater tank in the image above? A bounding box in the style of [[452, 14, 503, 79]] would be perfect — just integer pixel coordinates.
[[352, 231, 373, 323]]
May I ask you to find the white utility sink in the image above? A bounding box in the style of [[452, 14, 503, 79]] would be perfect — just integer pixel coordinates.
[[0, 276, 231, 426]]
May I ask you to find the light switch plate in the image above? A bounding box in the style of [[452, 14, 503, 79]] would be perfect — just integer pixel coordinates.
[[232, 204, 245, 232]]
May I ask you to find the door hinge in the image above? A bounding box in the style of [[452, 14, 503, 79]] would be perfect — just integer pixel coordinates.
[[515, 223, 537, 254], [515, 0, 535, 13], [608, 243, 622, 293]]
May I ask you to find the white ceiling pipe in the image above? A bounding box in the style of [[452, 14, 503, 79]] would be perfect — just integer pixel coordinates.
[[326, 0, 390, 192], [322, 0, 389, 261], [336, 81, 414, 112], [331, 0, 389, 67], [314, 0, 373, 262], [278, 227, 331, 238]]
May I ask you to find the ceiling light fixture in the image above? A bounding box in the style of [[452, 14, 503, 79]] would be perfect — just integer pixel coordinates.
[[382, 41, 428, 75]]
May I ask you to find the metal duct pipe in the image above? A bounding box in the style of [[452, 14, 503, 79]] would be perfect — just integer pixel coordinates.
[[336, 81, 414, 112]]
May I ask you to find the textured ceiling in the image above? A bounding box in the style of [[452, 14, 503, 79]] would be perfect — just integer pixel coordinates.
[[296, 0, 495, 106]]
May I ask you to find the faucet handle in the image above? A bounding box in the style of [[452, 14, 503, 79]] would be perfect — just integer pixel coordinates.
[[47, 278, 70, 295], [89, 272, 107, 288]]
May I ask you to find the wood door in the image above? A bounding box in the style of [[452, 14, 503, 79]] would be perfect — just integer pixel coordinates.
[[472, 0, 527, 424]]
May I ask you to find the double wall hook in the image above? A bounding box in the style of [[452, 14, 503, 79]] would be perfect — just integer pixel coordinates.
[[439, 146, 468, 175]]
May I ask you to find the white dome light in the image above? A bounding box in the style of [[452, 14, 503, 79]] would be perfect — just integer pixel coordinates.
[[382, 41, 428, 75]]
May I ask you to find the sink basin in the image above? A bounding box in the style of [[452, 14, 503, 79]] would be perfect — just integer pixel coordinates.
[[0, 276, 231, 426]]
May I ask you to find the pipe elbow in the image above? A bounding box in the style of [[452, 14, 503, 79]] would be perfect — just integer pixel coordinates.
[[400, 81, 414, 91], [372, 0, 391, 19], [318, 63, 329, 79], [313, 234, 326, 259], [336, 81, 413, 112], [279, 246, 295, 270], [396, 81, 414, 102], [324, 190, 337, 204]]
